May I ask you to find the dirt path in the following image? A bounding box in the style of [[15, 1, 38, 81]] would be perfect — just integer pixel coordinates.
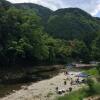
[[0, 72, 84, 100]]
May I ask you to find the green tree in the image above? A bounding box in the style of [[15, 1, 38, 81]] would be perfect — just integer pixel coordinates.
[[91, 35, 100, 60], [70, 39, 90, 62], [96, 63, 100, 74]]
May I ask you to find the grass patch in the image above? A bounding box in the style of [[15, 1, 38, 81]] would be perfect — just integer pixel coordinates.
[[57, 82, 100, 100], [57, 88, 87, 100], [84, 68, 99, 76], [92, 83, 100, 95]]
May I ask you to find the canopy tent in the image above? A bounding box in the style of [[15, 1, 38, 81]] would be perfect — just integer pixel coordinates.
[[76, 73, 90, 77]]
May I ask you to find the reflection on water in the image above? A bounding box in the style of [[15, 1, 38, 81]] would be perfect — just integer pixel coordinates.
[[0, 69, 60, 98], [0, 84, 24, 98]]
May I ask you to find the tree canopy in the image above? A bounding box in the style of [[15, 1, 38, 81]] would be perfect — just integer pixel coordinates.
[[0, 0, 100, 67]]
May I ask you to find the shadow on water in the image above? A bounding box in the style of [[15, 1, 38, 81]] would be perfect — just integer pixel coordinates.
[[0, 68, 62, 98], [0, 83, 27, 98]]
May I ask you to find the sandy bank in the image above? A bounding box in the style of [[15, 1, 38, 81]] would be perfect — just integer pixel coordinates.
[[0, 72, 85, 100]]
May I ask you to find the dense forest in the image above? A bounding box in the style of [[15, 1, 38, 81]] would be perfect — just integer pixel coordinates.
[[0, 0, 100, 67]]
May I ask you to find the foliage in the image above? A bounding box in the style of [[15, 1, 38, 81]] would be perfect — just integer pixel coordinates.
[[69, 39, 90, 62], [0, 0, 100, 66], [96, 63, 100, 74], [87, 78, 95, 94], [0, 6, 49, 66], [91, 35, 100, 60], [57, 88, 87, 100], [46, 8, 100, 46], [57, 82, 100, 100], [85, 68, 99, 76], [14, 2, 53, 24]]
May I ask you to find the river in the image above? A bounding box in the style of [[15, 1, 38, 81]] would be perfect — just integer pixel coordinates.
[[0, 66, 64, 98]]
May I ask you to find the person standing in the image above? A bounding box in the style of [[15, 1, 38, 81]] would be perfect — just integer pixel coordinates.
[[64, 80, 66, 85]]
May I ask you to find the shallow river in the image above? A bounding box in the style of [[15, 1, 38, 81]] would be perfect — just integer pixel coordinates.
[[0, 69, 60, 98]]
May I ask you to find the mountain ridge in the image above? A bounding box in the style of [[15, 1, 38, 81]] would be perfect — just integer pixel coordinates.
[[1, 0, 100, 45]]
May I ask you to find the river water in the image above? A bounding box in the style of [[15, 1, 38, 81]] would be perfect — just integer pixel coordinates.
[[0, 69, 61, 98]]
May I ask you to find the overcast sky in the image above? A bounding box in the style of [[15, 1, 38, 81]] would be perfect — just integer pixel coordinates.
[[7, 0, 100, 17]]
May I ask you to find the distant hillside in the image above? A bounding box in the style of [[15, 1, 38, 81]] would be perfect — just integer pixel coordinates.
[[0, 0, 100, 66], [1, 0, 100, 45], [14, 3, 53, 21], [46, 8, 100, 45], [0, 0, 11, 8]]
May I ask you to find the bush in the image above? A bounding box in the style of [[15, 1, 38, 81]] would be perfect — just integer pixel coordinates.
[[86, 78, 95, 95], [57, 88, 87, 100], [57, 81, 100, 100]]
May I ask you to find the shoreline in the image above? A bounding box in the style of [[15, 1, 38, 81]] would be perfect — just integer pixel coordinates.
[[0, 65, 64, 84], [0, 65, 65, 98], [0, 71, 85, 100]]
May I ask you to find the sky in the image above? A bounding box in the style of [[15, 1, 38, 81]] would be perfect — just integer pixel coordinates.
[[7, 0, 100, 17]]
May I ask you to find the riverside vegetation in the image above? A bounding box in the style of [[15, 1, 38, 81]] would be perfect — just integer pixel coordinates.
[[57, 64, 100, 100], [0, 0, 100, 99], [0, 0, 100, 67]]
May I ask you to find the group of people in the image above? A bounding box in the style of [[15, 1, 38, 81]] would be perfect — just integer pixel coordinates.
[[55, 71, 86, 94], [55, 71, 73, 94], [55, 86, 72, 94]]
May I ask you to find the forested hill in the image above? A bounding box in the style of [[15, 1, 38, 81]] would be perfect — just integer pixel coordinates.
[[0, 0, 100, 67], [0, 0, 11, 8], [14, 3, 53, 21], [13, 3, 100, 45], [46, 8, 100, 45]]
